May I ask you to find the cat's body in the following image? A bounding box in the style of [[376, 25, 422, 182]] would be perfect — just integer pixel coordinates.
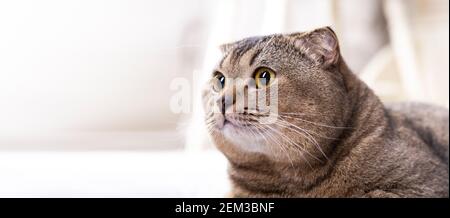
[[228, 98, 449, 198], [202, 27, 449, 197]]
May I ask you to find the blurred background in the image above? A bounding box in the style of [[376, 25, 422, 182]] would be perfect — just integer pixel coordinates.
[[0, 0, 448, 197]]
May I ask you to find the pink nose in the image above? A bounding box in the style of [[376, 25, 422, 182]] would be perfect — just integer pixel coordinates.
[[214, 112, 225, 129]]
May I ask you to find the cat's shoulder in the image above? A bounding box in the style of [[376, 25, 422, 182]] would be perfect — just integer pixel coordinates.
[[384, 102, 448, 131], [385, 102, 448, 118], [384, 101, 449, 164]]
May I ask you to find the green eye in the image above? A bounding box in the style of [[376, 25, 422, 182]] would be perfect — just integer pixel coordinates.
[[212, 72, 225, 92], [254, 67, 276, 88]]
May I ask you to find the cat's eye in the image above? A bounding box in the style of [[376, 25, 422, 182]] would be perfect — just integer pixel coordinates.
[[254, 67, 276, 88], [212, 72, 225, 92]]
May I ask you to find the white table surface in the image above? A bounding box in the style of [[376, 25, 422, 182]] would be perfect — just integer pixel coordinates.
[[0, 150, 230, 197]]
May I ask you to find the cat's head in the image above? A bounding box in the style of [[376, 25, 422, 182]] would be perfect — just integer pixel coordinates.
[[202, 27, 351, 166]]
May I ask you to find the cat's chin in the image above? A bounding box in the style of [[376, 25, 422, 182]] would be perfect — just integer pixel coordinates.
[[221, 122, 268, 153]]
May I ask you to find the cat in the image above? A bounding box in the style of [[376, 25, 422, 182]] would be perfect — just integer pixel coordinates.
[[202, 27, 449, 197]]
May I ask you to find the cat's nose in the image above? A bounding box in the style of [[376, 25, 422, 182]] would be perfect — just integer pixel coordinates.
[[217, 84, 249, 115], [217, 87, 237, 115], [219, 94, 235, 115]]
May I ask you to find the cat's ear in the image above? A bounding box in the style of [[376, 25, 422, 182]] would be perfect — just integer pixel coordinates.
[[219, 42, 235, 54], [289, 26, 340, 67]]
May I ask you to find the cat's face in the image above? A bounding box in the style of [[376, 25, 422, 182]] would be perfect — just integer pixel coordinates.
[[202, 27, 350, 165]]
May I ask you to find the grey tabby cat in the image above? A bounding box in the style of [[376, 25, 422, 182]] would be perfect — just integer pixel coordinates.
[[202, 27, 449, 197]]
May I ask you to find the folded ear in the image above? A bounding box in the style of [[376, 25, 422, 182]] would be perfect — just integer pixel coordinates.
[[289, 26, 340, 67], [219, 42, 235, 54]]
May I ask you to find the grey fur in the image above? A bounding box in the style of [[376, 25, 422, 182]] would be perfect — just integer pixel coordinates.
[[203, 27, 449, 197]]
